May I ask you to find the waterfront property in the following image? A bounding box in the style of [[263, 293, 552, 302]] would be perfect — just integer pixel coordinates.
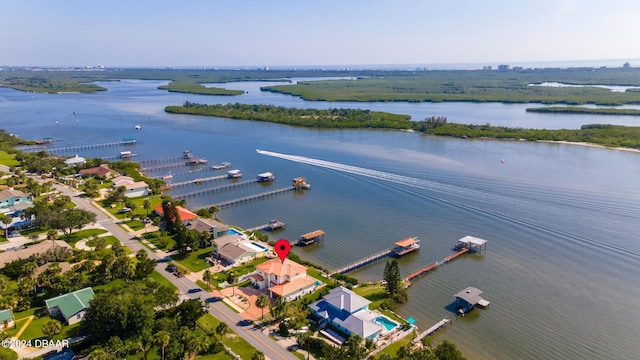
[[455, 287, 490, 314], [153, 204, 199, 222], [298, 229, 325, 246], [252, 258, 320, 301], [112, 175, 149, 198], [63, 154, 86, 166], [79, 164, 116, 179], [184, 217, 229, 239], [212, 234, 268, 266], [44, 287, 95, 325], [310, 286, 395, 344]]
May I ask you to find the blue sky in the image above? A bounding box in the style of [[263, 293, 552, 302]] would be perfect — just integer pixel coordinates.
[[1, 0, 638, 68]]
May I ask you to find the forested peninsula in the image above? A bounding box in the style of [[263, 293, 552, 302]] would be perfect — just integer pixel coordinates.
[[526, 106, 640, 116], [165, 102, 640, 149], [158, 81, 244, 95], [165, 102, 413, 129]]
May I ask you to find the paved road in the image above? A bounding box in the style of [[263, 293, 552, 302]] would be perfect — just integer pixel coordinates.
[[54, 184, 297, 360]]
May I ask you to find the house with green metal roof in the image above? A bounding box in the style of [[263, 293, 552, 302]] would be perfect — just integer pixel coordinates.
[[0, 309, 15, 330], [44, 287, 94, 325]]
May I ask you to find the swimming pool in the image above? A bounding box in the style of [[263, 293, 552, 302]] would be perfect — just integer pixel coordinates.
[[243, 241, 269, 253], [375, 316, 398, 331], [229, 228, 243, 236]]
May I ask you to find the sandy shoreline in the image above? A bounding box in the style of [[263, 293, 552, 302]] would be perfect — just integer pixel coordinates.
[[537, 140, 640, 153]]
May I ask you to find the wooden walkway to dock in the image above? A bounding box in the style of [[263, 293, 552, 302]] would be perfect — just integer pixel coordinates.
[[164, 175, 227, 189], [208, 187, 296, 208], [330, 247, 394, 276], [404, 248, 469, 283], [414, 318, 450, 344], [21, 139, 136, 153], [137, 156, 184, 165], [172, 179, 261, 199], [141, 162, 193, 172]]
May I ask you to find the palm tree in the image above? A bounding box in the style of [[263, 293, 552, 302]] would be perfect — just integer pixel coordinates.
[[46, 228, 58, 247], [214, 322, 229, 344], [155, 330, 170, 360], [202, 269, 212, 290], [255, 294, 270, 320], [0, 215, 12, 238], [143, 199, 151, 217]]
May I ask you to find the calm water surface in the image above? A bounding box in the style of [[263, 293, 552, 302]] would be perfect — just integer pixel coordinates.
[[1, 80, 639, 360]]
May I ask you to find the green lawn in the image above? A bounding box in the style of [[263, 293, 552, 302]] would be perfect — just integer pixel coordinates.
[[374, 331, 416, 359], [125, 219, 145, 231], [142, 230, 176, 250], [306, 267, 330, 282], [148, 270, 178, 292], [6, 307, 84, 341], [85, 235, 119, 247], [99, 195, 162, 220], [0, 150, 19, 167], [175, 248, 212, 272], [196, 313, 258, 359], [64, 228, 108, 246], [0, 347, 18, 360]]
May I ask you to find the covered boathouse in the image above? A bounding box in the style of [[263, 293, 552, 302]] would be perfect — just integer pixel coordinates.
[[299, 230, 325, 246], [393, 237, 420, 256], [455, 286, 490, 314]]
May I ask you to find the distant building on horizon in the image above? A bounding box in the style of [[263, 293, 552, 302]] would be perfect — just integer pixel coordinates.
[[498, 64, 509, 71]]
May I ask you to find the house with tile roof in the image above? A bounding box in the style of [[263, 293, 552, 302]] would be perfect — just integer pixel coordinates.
[[0, 309, 15, 330], [253, 258, 320, 301], [44, 287, 95, 325], [79, 164, 116, 179], [153, 205, 199, 222], [309, 286, 393, 343]]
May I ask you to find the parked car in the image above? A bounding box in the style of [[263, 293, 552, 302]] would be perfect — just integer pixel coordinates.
[[188, 288, 202, 294], [117, 207, 132, 214], [165, 264, 177, 273]]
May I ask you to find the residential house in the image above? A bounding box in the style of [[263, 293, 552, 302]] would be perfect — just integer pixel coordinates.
[[0, 309, 15, 330], [79, 164, 116, 179], [252, 258, 320, 301], [153, 205, 199, 222], [310, 286, 395, 343], [0, 240, 73, 268], [184, 217, 229, 239], [0, 189, 32, 213], [64, 155, 86, 166], [212, 234, 259, 266], [44, 287, 95, 325], [112, 175, 149, 198]]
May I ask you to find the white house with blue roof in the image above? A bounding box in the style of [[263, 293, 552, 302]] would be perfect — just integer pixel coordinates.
[[309, 286, 398, 344]]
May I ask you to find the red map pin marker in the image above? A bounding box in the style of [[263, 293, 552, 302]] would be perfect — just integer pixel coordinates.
[[274, 239, 291, 263]]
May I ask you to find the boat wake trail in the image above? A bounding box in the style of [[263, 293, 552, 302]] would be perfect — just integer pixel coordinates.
[[257, 149, 640, 260]]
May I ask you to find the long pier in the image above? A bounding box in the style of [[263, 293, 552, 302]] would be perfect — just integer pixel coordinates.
[[245, 220, 286, 232], [404, 248, 469, 283], [172, 179, 261, 200], [141, 162, 192, 172], [163, 175, 228, 189], [330, 247, 394, 276], [21, 139, 136, 153], [137, 156, 184, 166], [208, 187, 296, 208]]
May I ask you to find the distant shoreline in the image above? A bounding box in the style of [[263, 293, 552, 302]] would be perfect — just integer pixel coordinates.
[[537, 140, 640, 153]]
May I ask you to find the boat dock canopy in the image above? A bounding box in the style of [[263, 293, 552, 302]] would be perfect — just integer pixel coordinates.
[[301, 230, 325, 240], [456, 235, 488, 253], [395, 237, 419, 248], [455, 286, 490, 308]]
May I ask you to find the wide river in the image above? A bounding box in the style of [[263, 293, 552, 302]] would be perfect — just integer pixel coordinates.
[[2, 79, 640, 360]]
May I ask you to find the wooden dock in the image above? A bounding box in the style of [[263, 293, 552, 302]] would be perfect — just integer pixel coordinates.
[[163, 175, 228, 189], [413, 318, 449, 344], [137, 156, 184, 165], [22, 139, 136, 153], [245, 220, 286, 232], [172, 179, 261, 199], [208, 187, 297, 208], [330, 247, 394, 276], [404, 248, 469, 283]]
